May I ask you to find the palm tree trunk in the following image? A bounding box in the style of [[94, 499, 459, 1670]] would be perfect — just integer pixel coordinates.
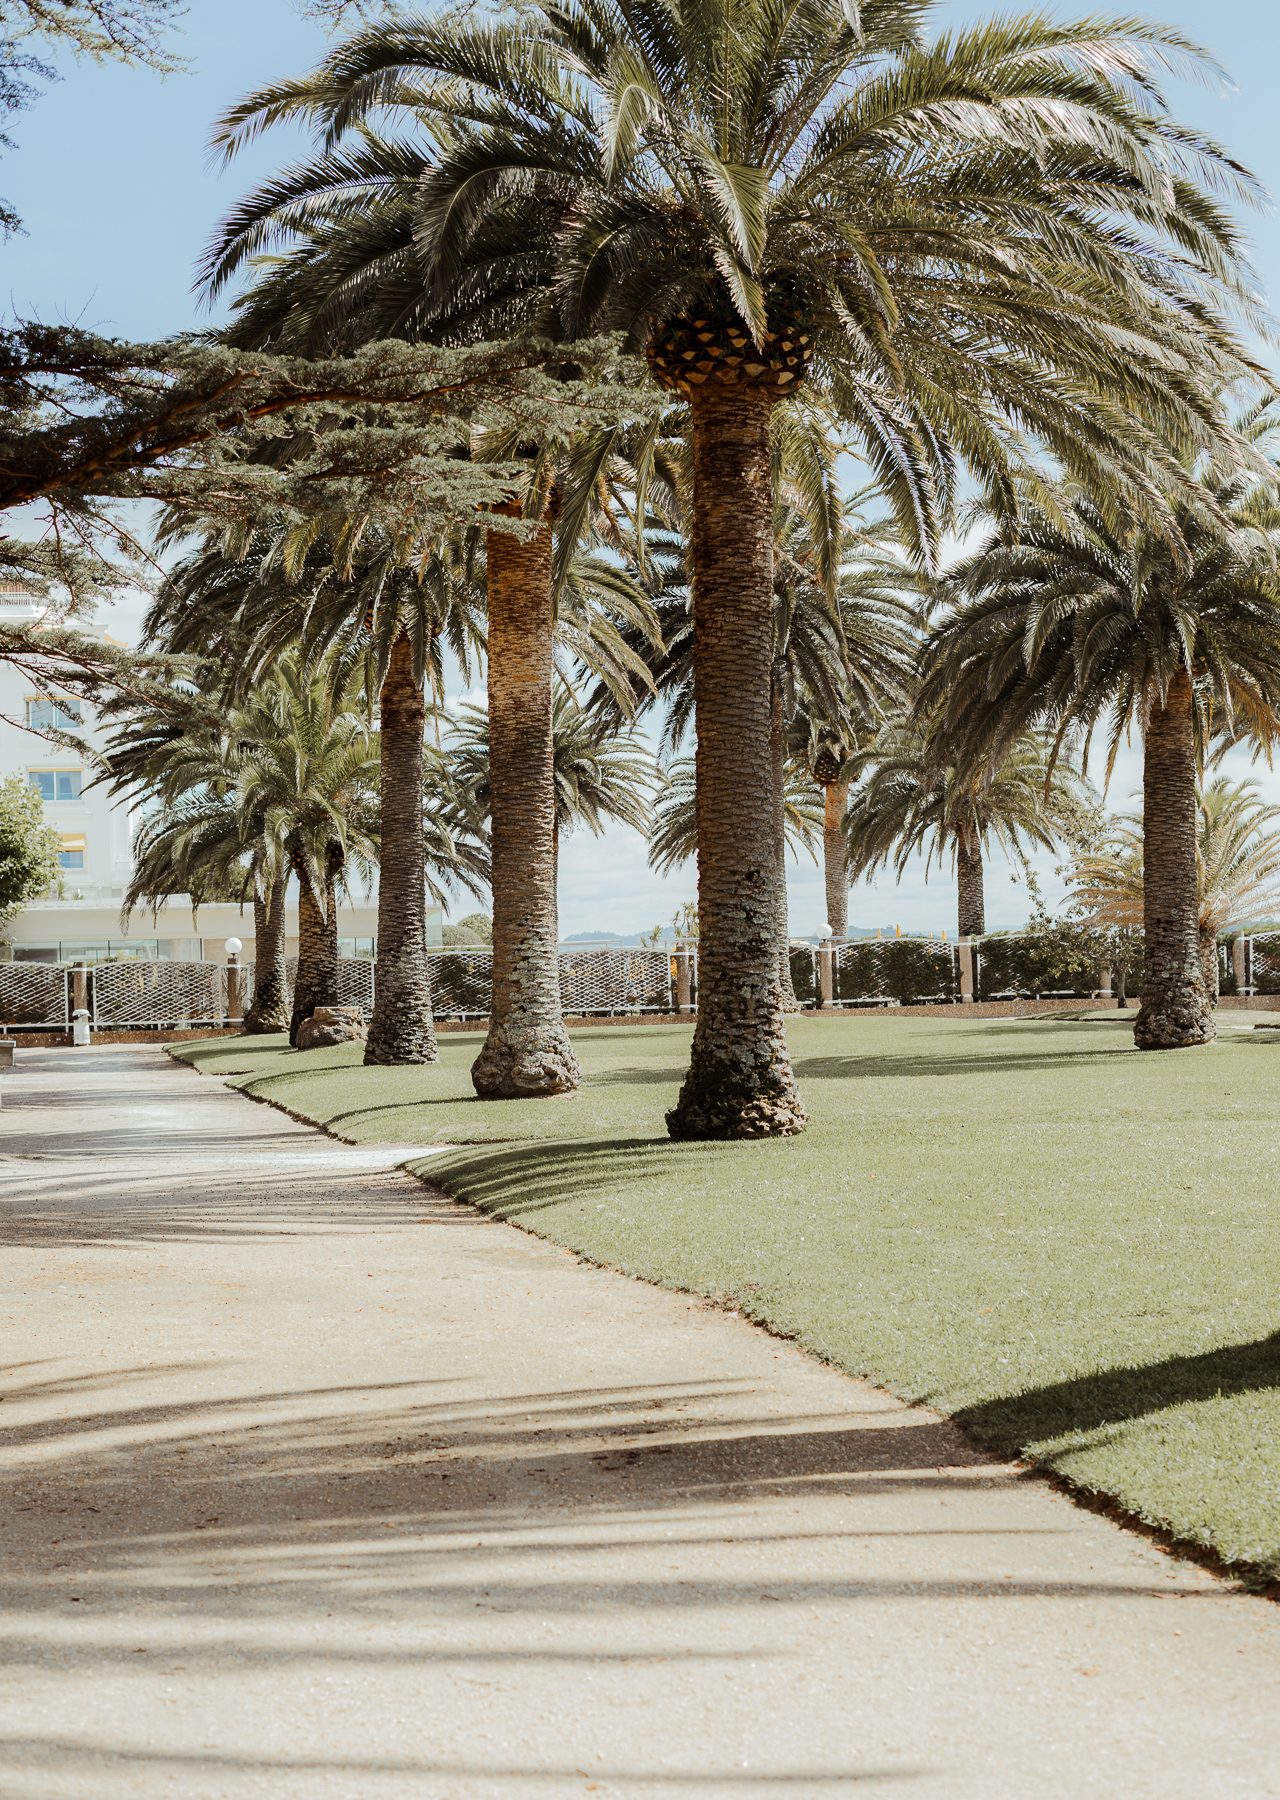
[[1199, 925, 1220, 1009], [291, 868, 328, 1046], [666, 385, 806, 1140], [471, 513, 580, 1098], [245, 871, 289, 1034], [290, 841, 342, 1046], [772, 682, 800, 1011], [365, 632, 438, 1065], [824, 779, 849, 939], [1134, 668, 1214, 1050], [957, 828, 985, 937]]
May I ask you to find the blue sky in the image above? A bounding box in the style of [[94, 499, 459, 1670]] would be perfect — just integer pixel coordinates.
[[5, 0, 1280, 936]]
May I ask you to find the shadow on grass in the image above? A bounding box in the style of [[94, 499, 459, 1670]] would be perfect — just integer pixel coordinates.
[[956, 1331, 1280, 1460], [426, 1137, 722, 1215], [791, 1043, 1136, 1081]]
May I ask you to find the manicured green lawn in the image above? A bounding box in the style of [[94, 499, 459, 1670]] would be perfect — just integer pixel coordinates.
[[175, 1015, 1280, 1581]]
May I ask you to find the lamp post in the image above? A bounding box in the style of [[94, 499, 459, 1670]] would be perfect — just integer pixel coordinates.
[[225, 937, 243, 1027]]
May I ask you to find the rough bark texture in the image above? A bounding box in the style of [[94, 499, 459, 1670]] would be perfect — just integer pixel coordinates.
[[471, 515, 581, 1099], [290, 842, 342, 1048], [772, 684, 800, 1011], [244, 874, 290, 1034], [1199, 926, 1220, 1009], [824, 779, 849, 940], [1134, 669, 1215, 1050], [365, 633, 439, 1065], [956, 829, 986, 938], [666, 385, 806, 1140]]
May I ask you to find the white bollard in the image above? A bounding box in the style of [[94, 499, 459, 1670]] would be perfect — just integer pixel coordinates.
[[72, 1007, 91, 1047]]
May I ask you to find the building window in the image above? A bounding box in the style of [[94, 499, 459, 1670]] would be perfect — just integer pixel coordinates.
[[59, 849, 85, 870], [28, 769, 82, 802], [26, 697, 82, 729]]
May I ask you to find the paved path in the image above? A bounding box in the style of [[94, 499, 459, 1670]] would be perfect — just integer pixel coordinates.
[[1, 1044, 1278, 1800]]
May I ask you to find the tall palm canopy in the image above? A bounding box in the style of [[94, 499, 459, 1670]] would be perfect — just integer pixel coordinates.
[[922, 413, 1280, 1051], [207, 0, 1268, 1135], [844, 722, 1088, 939], [208, 0, 1266, 533]]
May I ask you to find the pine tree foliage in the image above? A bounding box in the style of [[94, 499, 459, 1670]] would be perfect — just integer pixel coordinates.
[[1, 322, 648, 617]]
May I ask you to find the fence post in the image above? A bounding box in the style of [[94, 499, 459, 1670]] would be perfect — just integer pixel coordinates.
[[675, 947, 692, 1013], [818, 936, 834, 1008], [958, 937, 974, 1003], [1233, 934, 1248, 994]]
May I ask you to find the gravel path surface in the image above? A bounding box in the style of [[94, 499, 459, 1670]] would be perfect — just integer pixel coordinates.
[[1, 1042, 1277, 1800]]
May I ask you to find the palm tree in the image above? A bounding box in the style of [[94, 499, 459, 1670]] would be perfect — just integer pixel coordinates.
[[149, 522, 489, 1065], [119, 655, 379, 1044], [448, 686, 657, 886], [1069, 782, 1280, 1004], [585, 428, 915, 1000], [923, 417, 1280, 1050], [845, 722, 1087, 938], [774, 491, 917, 963], [96, 674, 294, 1034], [205, 0, 1266, 1137]]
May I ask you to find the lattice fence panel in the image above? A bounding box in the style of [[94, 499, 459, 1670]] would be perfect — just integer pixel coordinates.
[[429, 950, 492, 1017], [831, 940, 957, 1006], [1248, 932, 1280, 993], [559, 948, 671, 1014], [91, 960, 225, 1026], [426, 948, 674, 1018], [338, 959, 375, 1011], [0, 962, 69, 1026], [280, 958, 373, 1013]]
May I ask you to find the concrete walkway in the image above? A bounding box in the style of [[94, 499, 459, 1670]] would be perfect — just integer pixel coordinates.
[[1, 1045, 1277, 1800]]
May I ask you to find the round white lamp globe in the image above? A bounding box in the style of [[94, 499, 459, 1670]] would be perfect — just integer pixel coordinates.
[[818, 921, 833, 940], [224, 937, 243, 958]]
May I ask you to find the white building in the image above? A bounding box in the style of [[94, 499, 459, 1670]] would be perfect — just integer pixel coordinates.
[[0, 592, 441, 964]]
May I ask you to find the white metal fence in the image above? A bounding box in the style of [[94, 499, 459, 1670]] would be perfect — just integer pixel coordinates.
[[0, 960, 70, 1027], [91, 959, 227, 1027], [27, 927, 1280, 1027], [426, 945, 678, 1018]]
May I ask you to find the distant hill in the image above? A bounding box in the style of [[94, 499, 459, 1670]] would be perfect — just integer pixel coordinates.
[[560, 930, 648, 947]]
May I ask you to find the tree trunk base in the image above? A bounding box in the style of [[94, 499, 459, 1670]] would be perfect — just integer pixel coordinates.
[[364, 1002, 438, 1066], [244, 1002, 290, 1035], [244, 971, 290, 1035], [666, 1074, 808, 1141], [472, 1021, 581, 1098], [1133, 996, 1216, 1050]]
